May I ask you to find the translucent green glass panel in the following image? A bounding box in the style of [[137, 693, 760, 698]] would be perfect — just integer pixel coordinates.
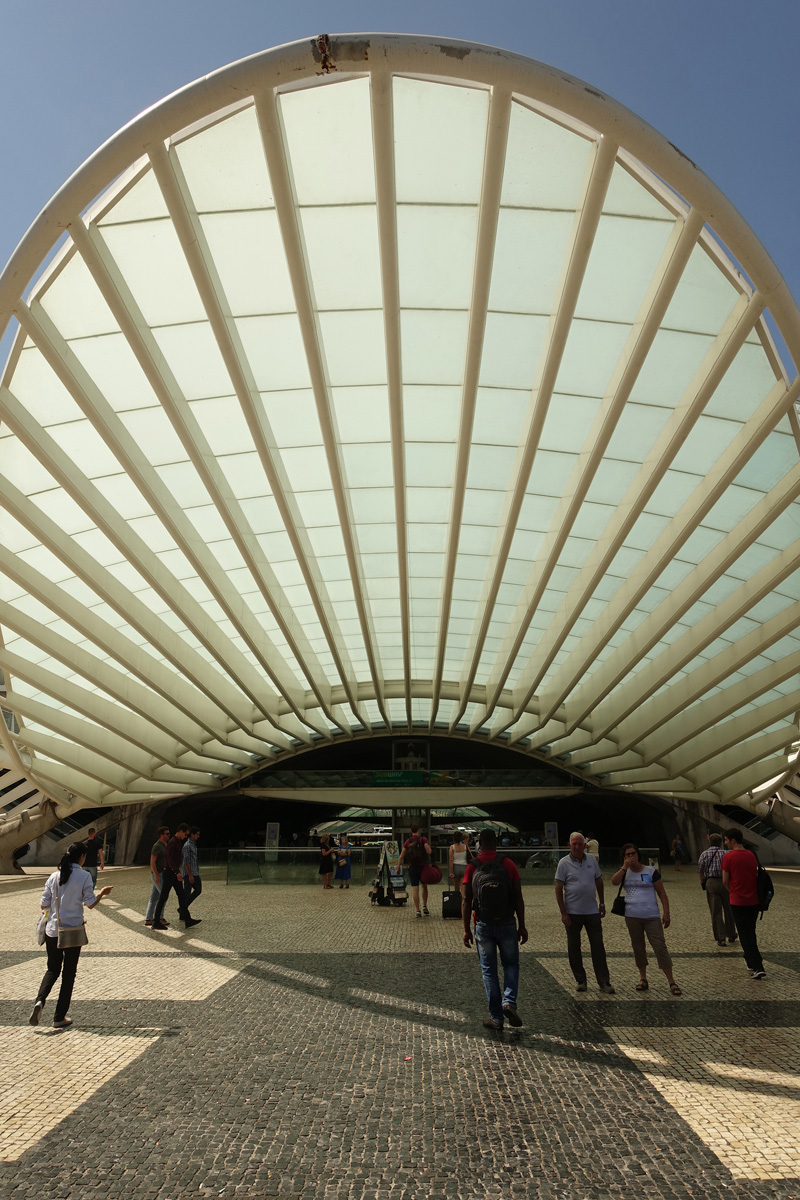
[[39, 249, 120, 341], [7, 346, 85, 426], [394, 78, 488, 204], [174, 106, 274, 213], [281, 78, 376, 206], [479, 313, 547, 389], [662, 243, 740, 336], [501, 102, 591, 210], [604, 162, 676, 221], [575, 215, 673, 324], [100, 220, 205, 326], [489, 210, 573, 315], [201, 210, 295, 316], [398, 206, 478, 309]]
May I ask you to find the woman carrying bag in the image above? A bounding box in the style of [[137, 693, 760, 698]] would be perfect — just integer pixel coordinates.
[[611, 843, 681, 996], [30, 841, 113, 1029]]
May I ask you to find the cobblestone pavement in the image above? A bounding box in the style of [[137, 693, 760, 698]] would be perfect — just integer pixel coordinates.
[[1, 867, 799, 1199]]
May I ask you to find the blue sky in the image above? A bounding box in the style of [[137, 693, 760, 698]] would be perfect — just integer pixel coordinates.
[[1, 1, 797, 315]]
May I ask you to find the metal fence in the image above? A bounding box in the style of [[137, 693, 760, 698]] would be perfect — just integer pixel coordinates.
[[224, 845, 659, 885], [227, 847, 368, 885]]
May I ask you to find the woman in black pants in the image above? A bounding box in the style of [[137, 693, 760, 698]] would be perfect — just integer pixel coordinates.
[[30, 841, 113, 1029]]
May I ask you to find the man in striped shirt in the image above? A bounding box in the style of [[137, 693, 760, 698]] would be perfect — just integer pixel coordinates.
[[181, 827, 202, 922], [697, 833, 736, 947]]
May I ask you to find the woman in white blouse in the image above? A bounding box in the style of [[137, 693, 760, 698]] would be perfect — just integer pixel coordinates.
[[30, 841, 113, 1029], [448, 831, 472, 890]]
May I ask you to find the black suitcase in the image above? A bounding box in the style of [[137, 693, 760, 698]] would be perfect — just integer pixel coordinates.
[[442, 890, 462, 919]]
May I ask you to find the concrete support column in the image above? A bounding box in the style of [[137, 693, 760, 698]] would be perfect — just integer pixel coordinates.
[[670, 797, 720, 862], [113, 803, 153, 865], [0, 797, 59, 874]]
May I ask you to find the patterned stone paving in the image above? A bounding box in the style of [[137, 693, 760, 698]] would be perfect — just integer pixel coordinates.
[[0, 865, 798, 1198]]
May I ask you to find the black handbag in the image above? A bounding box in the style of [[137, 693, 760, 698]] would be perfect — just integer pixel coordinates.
[[611, 869, 627, 916]]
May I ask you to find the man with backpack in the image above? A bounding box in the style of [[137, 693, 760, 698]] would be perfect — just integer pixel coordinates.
[[722, 828, 768, 980], [462, 830, 528, 1029], [397, 825, 433, 918]]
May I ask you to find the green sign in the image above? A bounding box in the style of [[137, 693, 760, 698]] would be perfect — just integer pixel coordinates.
[[371, 770, 426, 787]]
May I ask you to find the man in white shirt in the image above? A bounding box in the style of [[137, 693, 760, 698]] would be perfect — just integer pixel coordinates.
[[555, 832, 614, 994]]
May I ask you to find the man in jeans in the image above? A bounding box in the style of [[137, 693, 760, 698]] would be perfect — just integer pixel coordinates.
[[555, 832, 615, 994], [722, 828, 765, 980], [145, 825, 170, 927], [151, 823, 199, 930], [181, 827, 202, 917], [462, 830, 528, 1030]]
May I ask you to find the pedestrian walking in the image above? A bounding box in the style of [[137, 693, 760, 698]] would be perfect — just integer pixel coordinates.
[[448, 830, 472, 891], [397, 825, 432, 917], [151, 824, 199, 930], [182, 827, 202, 916], [145, 826, 170, 927], [462, 829, 527, 1029], [671, 833, 685, 872], [697, 833, 737, 947], [722, 829, 766, 980], [611, 844, 681, 995], [30, 842, 113, 1029], [82, 827, 104, 886]]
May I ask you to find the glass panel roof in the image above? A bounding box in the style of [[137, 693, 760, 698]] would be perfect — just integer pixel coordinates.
[[0, 38, 798, 811]]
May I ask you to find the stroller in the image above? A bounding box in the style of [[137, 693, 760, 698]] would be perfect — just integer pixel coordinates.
[[369, 844, 408, 907]]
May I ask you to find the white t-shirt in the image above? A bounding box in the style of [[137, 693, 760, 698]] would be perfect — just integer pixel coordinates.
[[621, 867, 661, 919]]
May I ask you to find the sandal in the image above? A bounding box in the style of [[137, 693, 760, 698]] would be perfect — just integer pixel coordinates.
[[635, 980, 649, 991], [669, 983, 682, 996]]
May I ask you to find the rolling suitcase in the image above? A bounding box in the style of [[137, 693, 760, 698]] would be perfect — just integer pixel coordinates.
[[441, 889, 462, 919]]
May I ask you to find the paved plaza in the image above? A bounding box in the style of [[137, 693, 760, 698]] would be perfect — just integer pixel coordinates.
[[1, 865, 799, 1200]]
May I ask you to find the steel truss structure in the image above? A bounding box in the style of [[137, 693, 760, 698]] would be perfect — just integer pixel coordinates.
[[0, 34, 799, 814]]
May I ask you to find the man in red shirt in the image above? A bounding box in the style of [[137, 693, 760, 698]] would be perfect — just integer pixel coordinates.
[[722, 828, 765, 980], [462, 830, 528, 1030]]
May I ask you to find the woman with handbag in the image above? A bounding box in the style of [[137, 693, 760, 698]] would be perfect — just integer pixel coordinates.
[[611, 844, 681, 995], [30, 841, 113, 1028]]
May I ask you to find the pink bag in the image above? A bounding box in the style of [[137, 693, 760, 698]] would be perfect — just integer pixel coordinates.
[[420, 864, 443, 885]]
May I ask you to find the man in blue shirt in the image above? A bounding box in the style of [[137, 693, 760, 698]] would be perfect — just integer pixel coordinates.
[[555, 832, 614, 994], [182, 827, 202, 917]]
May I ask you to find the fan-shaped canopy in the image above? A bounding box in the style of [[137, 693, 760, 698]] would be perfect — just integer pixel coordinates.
[[1, 34, 798, 812]]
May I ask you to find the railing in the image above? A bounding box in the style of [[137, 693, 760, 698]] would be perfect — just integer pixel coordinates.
[[434, 845, 659, 883], [227, 847, 367, 885], [225, 845, 659, 885]]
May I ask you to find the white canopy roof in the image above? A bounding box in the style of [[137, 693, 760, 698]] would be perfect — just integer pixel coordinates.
[[1, 34, 798, 812]]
